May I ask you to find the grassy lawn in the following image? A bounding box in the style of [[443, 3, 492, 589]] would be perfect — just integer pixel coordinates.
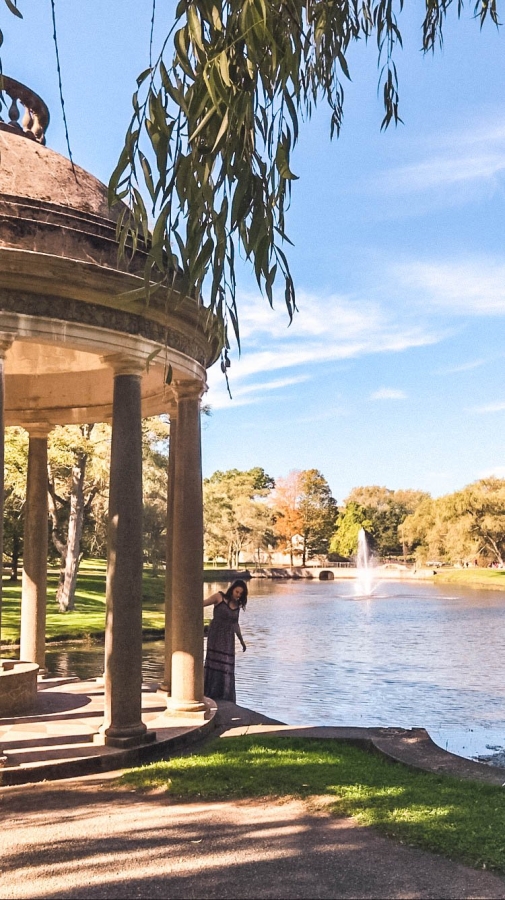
[[433, 568, 505, 591], [1, 558, 166, 644], [120, 735, 505, 873]]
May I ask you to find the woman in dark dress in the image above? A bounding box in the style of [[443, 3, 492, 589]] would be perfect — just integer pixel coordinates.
[[203, 580, 248, 701]]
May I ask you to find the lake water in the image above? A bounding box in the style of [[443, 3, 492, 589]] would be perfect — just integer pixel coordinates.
[[41, 578, 505, 763]]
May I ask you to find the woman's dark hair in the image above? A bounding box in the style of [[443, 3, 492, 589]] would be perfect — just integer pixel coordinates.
[[225, 579, 248, 609]]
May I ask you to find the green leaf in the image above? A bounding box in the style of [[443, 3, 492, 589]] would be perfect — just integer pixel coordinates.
[[188, 4, 204, 50], [275, 142, 298, 181], [3, 0, 22, 19], [145, 347, 161, 372], [137, 67, 152, 87]]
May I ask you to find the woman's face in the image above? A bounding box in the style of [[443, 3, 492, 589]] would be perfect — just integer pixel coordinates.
[[232, 586, 244, 602]]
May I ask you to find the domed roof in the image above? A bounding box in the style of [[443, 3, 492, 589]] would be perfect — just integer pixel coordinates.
[[0, 129, 117, 221], [0, 79, 223, 424]]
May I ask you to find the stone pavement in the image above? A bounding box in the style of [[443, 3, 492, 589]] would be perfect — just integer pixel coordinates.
[[0, 676, 217, 785]]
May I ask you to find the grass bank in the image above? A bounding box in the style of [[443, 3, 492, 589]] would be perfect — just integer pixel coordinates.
[[432, 568, 505, 591], [1, 558, 166, 645], [120, 735, 505, 873]]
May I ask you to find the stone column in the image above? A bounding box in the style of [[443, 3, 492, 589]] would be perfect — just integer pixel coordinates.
[[0, 334, 13, 649], [160, 403, 177, 694], [20, 425, 50, 671], [99, 357, 154, 747], [166, 379, 207, 716]]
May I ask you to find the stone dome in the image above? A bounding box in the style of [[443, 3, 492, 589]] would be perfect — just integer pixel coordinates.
[[0, 130, 117, 220], [0, 82, 222, 427]]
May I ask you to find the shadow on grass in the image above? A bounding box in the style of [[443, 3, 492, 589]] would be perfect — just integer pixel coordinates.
[[120, 735, 505, 873]]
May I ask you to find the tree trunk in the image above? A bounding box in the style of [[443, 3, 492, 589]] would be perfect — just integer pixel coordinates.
[[289, 538, 294, 567], [55, 454, 87, 612], [9, 531, 20, 581]]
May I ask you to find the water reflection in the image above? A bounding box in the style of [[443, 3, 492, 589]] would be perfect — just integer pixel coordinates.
[[34, 579, 505, 757]]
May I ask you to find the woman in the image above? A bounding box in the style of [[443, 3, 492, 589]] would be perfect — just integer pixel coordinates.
[[203, 580, 248, 702]]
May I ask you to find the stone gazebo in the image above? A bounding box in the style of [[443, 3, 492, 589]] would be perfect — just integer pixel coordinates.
[[0, 78, 222, 745]]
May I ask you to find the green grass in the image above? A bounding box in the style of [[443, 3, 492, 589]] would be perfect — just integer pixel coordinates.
[[433, 568, 505, 591], [120, 735, 505, 872], [1, 558, 166, 644]]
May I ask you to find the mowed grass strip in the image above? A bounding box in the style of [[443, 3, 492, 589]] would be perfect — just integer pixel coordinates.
[[433, 568, 505, 590], [120, 735, 505, 872], [1, 558, 166, 643]]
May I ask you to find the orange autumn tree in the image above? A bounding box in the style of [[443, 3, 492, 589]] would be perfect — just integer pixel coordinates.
[[271, 470, 304, 566]]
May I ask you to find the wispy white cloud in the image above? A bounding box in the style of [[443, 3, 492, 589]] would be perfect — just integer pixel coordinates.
[[206, 289, 441, 408], [384, 152, 505, 194], [391, 258, 505, 316], [378, 120, 505, 196], [471, 400, 505, 414], [370, 388, 407, 401], [438, 359, 487, 374], [209, 374, 310, 410]]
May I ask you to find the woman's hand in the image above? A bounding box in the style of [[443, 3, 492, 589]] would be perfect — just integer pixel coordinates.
[[241, 642, 247, 652]]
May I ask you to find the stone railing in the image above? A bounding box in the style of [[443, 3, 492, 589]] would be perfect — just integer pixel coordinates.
[[0, 76, 49, 144]]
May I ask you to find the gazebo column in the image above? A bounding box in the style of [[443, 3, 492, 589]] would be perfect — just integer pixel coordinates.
[[160, 403, 177, 694], [166, 379, 207, 716], [99, 357, 154, 747], [0, 334, 13, 647], [20, 424, 50, 671]]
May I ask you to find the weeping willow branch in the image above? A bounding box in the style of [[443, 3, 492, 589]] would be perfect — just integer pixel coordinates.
[[108, 0, 500, 348], [0, 1, 500, 350]]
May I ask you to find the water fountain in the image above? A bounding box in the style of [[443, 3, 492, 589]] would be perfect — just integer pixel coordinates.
[[355, 527, 376, 597]]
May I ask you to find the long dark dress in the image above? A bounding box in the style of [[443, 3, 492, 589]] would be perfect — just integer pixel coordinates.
[[204, 595, 240, 701]]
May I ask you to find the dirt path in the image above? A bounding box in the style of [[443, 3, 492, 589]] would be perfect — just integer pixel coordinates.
[[1, 774, 505, 899]]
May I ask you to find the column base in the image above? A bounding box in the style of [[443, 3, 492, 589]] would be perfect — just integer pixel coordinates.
[[165, 696, 214, 721], [93, 729, 157, 749]]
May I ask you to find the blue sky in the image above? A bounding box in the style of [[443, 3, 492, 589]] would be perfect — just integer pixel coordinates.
[[4, 2, 505, 503]]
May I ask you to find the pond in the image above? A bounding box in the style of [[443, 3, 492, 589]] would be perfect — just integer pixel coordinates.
[[41, 578, 505, 763]]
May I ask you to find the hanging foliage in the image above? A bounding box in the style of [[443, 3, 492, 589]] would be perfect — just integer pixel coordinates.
[[1, 1, 501, 347]]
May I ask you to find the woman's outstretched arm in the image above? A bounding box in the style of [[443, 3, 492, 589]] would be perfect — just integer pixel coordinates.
[[233, 622, 246, 651], [203, 591, 223, 607]]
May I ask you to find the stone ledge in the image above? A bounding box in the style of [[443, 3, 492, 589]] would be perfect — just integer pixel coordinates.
[[216, 706, 505, 787]]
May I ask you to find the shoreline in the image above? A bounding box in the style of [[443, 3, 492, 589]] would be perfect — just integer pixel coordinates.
[[205, 566, 505, 592]]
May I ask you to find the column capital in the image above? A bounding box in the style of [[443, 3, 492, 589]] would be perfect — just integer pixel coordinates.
[[0, 332, 15, 358], [102, 352, 146, 377], [172, 379, 207, 403], [25, 423, 52, 439]]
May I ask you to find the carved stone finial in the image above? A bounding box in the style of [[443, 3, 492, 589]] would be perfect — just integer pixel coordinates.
[[0, 76, 49, 145]]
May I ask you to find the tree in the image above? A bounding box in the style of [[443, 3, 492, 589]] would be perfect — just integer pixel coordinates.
[[142, 416, 170, 573], [4, 427, 28, 580], [48, 425, 110, 612], [456, 479, 505, 565], [344, 485, 429, 556], [48, 417, 171, 609], [105, 0, 499, 349], [402, 479, 505, 566], [203, 467, 275, 566], [296, 469, 337, 565], [270, 470, 304, 566], [330, 501, 373, 559]]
